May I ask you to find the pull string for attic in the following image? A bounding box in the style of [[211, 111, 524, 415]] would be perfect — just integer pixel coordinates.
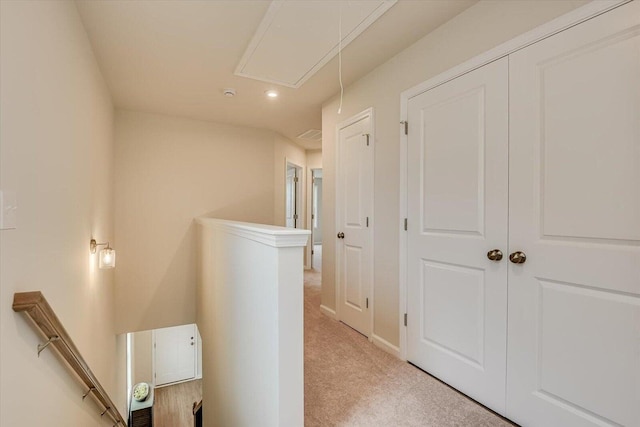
[[337, 1, 344, 114]]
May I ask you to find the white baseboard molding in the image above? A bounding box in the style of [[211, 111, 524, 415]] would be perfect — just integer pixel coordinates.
[[154, 377, 198, 389], [372, 334, 400, 359], [319, 304, 336, 319]]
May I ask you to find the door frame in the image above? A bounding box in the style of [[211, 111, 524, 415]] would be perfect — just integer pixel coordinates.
[[309, 168, 323, 270], [285, 159, 303, 229], [335, 107, 375, 337], [398, 0, 629, 361]]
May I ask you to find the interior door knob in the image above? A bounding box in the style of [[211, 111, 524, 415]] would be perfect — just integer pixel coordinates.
[[487, 249, 503, 261], [337, 232, 345, 239], [509, 251, 527, 264]]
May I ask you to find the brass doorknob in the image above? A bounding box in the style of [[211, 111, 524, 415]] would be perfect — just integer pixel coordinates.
[[487, 249, 503, 261], [337, 232, 345, 239], [509, 251, 527, 264]]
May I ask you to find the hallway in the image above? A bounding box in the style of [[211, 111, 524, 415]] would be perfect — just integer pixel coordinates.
[[303, 270, 513, 426]]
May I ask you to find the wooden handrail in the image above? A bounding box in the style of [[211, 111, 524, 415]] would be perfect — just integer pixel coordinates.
[[13, 291, 127, 426]]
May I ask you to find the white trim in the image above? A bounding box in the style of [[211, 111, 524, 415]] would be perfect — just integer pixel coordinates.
[[335, 107, 375, 338], [306, 167, 314, 269], [151, 329, 157, 389], [153, 377, 200, 389], [398, 0, 629, 361], [126, 333, 133, 412], [399, 91, 408, 361], [307, 167, 323, 270], [195, 326, 203, 380], [319, 304, 336, 319], [196, 218, 310, 248], [372, 334, 400, 358]]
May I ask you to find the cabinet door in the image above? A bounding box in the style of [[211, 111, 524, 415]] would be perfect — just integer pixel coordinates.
[[507, 2, 640, 426], [406, 57, 509, 413]]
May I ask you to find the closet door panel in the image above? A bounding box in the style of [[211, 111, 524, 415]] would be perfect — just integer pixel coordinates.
[[507, 2, 640, 426], [407, 57, 509, 414]]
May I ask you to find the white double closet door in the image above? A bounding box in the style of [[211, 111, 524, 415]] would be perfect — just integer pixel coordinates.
[[407, 3, 640, 426]]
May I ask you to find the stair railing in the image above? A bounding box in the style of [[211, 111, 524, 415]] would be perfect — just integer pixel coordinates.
[[13, 291, 127, 426]]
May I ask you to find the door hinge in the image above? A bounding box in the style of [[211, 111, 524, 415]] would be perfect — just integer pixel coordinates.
[[294, 214, 298, 220], [366, 216, 369, 227], [294, 176, 299, 183], [312, 213, 315, 220], [400, 121, 408, 135], [363, 133, 370, 146], [311, 249, 314, 255], [404, 313, 408, 327], [366, 298, 369, 309], [404, 218, 408, 231]]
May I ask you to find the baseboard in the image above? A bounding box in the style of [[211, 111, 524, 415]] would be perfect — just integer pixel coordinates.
[[319, 304, 336, 319], [372, 334, 400, 358], [154, 377, 198, 389]]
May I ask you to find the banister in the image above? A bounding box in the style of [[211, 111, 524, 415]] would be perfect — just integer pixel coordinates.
[[13, 291, 127, 426]]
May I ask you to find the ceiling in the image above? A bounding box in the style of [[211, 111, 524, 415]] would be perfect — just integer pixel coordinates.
[[76, 0, 477, 150], [236, 1, 397, 88]]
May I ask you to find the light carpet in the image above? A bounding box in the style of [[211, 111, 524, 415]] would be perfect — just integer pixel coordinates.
[[303, 270, 514, 427]]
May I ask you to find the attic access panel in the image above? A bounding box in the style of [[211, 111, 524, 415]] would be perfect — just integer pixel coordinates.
[[235, 0, 397, 88]]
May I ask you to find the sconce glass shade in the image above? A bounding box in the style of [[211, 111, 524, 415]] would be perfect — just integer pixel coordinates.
[[99, 247, 116, 269]]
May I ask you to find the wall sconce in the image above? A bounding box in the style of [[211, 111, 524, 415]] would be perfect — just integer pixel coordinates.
[[90, 239, 116, 269]]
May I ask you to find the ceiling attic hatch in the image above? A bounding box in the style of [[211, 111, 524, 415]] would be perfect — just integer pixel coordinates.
[[235, 0, 397, 88]]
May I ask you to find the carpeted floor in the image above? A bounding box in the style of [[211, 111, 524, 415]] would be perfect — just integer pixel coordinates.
[[303, 269, 514, 427]]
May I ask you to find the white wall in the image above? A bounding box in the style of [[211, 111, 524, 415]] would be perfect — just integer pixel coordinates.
[[197, 219, 308, 427], [306, 150, 322, 170], [132, 330, 154, 386], [0, 1, 121, 425], [321, 0, 589, 349], [114, 111, 305, 333]]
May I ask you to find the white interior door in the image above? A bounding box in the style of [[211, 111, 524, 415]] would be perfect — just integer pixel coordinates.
[[507, 3, 640, 426], [312, 171, 323, 244], [406, 57, 509, 413], [286, 166, 297, 228], [154, 324, 196, 386], [336, 109, 373, 337]]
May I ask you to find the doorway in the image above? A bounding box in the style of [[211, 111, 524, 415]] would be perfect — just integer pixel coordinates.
[[286, 162, 302, 229], [153, 324, 199, 387], [311, 168, 322, 271], [126, 324, 202, 391]]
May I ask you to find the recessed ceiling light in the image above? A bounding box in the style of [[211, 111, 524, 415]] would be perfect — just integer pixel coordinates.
[[265, 90, 278, 98], [223, 88, 236, 97]]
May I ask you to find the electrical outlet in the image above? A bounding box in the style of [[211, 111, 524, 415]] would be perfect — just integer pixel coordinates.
[[0, 190, 17, 230]]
